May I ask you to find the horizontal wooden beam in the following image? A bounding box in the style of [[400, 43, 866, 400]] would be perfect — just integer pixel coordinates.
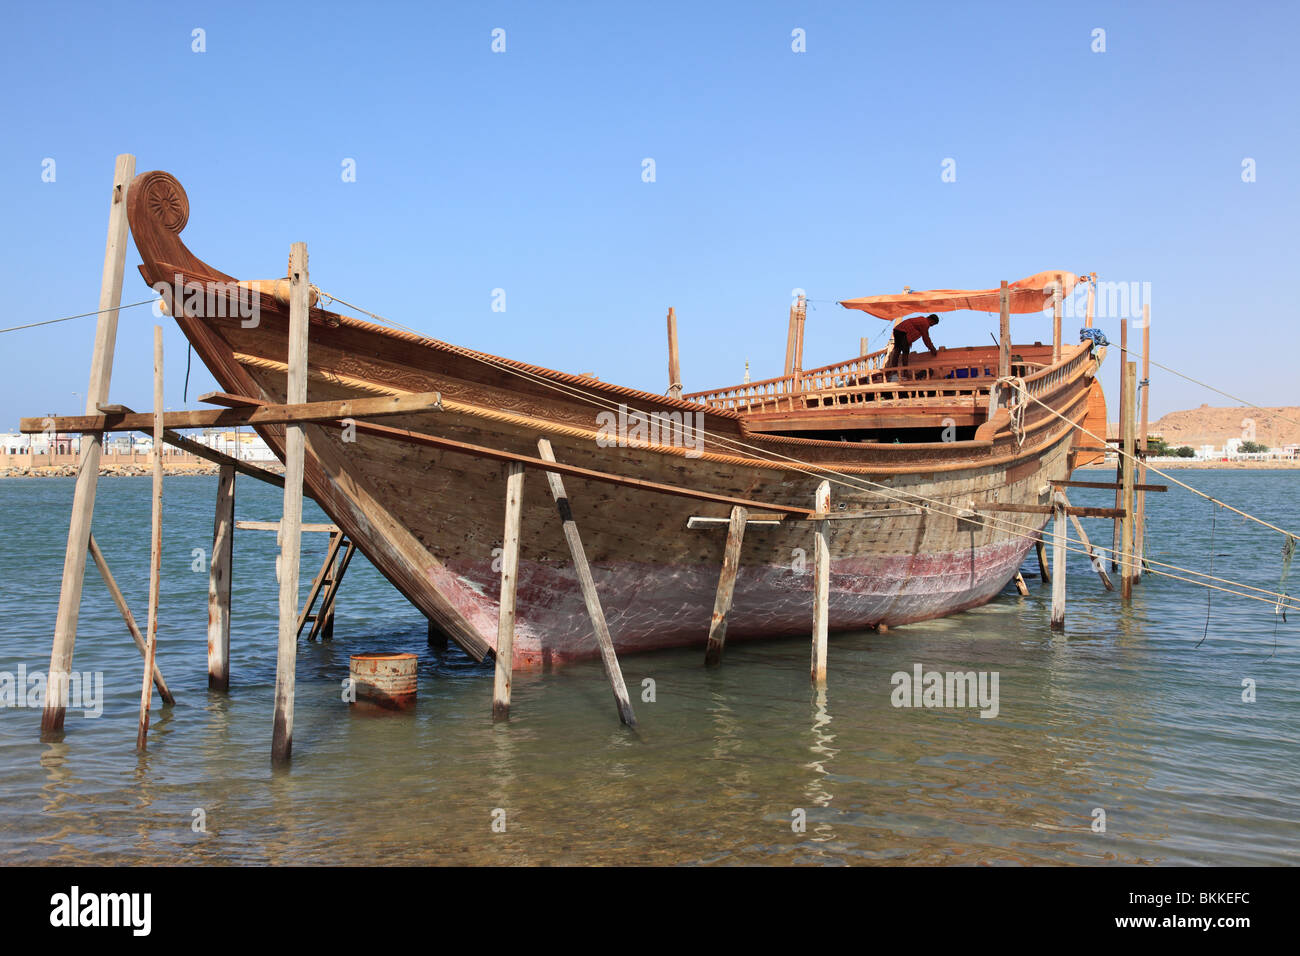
[[94, 404, 287, 487], [236, 520, 340, 533], [1051, 478, 1167, 492], [208, 393, 819, 517], [20, 391, 444, 434], [975, 501, 1127, 519], [687, 515, 784, 529]]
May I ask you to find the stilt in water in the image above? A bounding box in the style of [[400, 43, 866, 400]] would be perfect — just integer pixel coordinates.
[[704, 505, 747, 665], [1050, 492, 1067, 632], [271, 242, 310, 764], [536, 439, 636, 727], [208, 464, 235, 690], [810, 481, 831, 686], [42, 153, 135, 737], [492, 462, 525, 720], [136, 326, 165, 750]]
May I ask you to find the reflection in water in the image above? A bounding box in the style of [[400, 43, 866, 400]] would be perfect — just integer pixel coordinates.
[[803, 687, 837, 847]]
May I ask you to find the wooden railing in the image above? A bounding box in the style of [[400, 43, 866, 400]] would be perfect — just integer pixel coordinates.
[[683, 343, 1078, 415]]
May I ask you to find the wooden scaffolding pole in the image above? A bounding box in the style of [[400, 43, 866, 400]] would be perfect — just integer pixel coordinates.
[[272, 242, 310, 763], [998, 280, 1011, 380], [1035, 535, 1051, 583], [1112, 317, 1128, 570], [810, 480, 831, 686], [1135, 304, 1150, 582], [1120, 361, 1138, 600], [703, 505, 748, 666], [666, 307, 682, 400], [136, 326, 165, 750], [41, 152, 135, 736], [1050, 492, 1067, 631], [208, 464, 235, 690], [87, 533, 174, 704], [492, 462, 525, 720], [536, 439, 636, 727], [1055, 491, 1114, 591]]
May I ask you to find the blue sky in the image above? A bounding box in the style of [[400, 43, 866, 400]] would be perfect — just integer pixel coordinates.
[[1, 0, 1296, 429]]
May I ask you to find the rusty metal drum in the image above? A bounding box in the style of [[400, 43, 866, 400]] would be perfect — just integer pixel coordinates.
[[349, 653, 417, 711]]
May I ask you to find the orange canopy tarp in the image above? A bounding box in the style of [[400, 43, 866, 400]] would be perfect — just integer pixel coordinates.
[[838, 271, 1079, 320]]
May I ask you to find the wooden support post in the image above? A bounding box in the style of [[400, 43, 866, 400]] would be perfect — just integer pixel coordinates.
[[1013, 571, 1029, 596], [536, 439, 636, 727], [666, 307, 682, 400], [1050, 492, 1067, 631], [810, 481, 830, 686], [998, 280, 1011, 380], [703, 505, 748, 665], [1135, 304, 1150, 583], [1112, 317, 1128, 570], [136, 326, 164, 750], [41, 153, 135, 736], [492, 462, 525, 720], [87, 533, 174, 704], [1051, 273, 1063, 364], [1084, 275, 1095, 329], [859, 337, 869, 357], [1120, 361, 1137, 600], [272, 242, 309, 763], [1035, 536, 1051, 583], [427, 619, 448, 650], [208, 464, 235, 690]]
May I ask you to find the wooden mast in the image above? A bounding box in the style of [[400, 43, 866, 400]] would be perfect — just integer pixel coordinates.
[[1051, 272, 1063, 364], [666, 307, 681, 400], [998, 280, 1011, 379], [41, 153, 135, 736]]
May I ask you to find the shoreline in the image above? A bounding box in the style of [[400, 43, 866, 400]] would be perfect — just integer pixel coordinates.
[[0, 464, 284, 479]]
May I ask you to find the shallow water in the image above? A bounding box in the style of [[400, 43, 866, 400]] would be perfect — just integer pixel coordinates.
[[0, 472, 1296, 865]]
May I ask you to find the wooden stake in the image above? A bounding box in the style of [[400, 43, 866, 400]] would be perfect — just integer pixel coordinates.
[[208, 464, 235, 690], [41, 153, 135, 736], [1121, 361, 1137, 600], [1135, 304, 1150, 583], [1013, 571, 1029, 596], [536, 439, 636, 727], [136, 326, 164, 750], [1051, 273, 1063, 364], [666, 307, 682, 400], [998, 280, 1011, 380], [87, 533, 173, 704], [492, 462, 525, 720], [703, 505, 748, 665], [810, 480, 830, 686], [272, 242, 309, 763], [1050, 492, 1067, 631], [1035, 536, 1051, 583]]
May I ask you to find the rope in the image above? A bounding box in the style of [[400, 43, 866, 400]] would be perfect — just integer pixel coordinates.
[[0, 299, 155, 335], [311, 288, 1300, 615]]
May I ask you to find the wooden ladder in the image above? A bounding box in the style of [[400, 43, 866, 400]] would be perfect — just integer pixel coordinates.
[[296, 530, 357, 641]]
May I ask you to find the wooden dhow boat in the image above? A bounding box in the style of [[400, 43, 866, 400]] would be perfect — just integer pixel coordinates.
[[126, 170, 1107, 667]]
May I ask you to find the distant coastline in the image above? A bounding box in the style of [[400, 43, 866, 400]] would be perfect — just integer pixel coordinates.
[[0, 463, 284, 479]]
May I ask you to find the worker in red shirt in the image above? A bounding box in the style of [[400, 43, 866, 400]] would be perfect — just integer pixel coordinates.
[[887, 313, 940, 368]]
